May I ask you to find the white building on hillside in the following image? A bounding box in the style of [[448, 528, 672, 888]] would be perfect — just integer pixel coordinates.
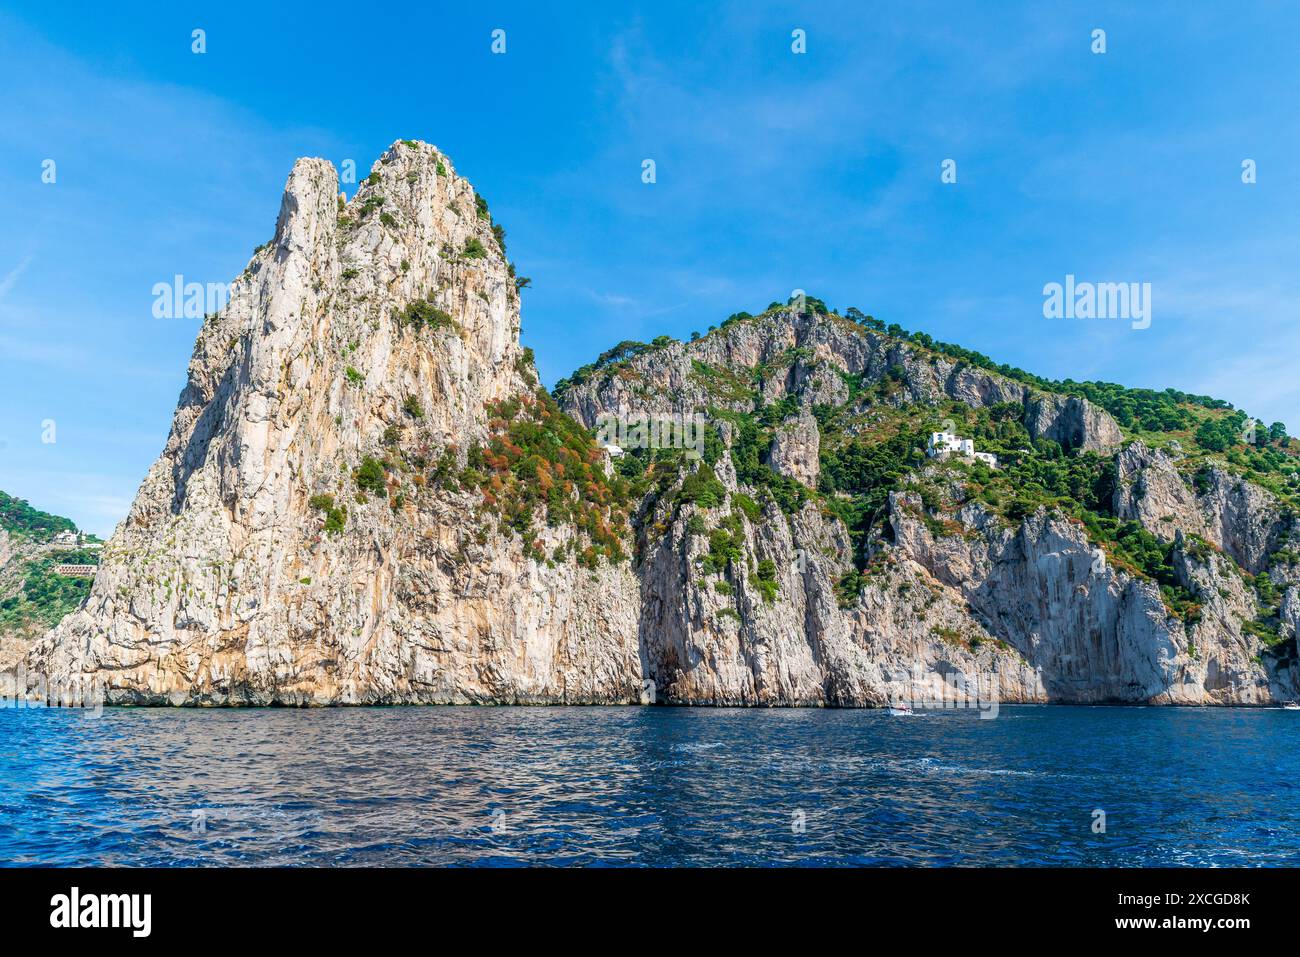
[[927, 432, 973, 457], [927, 431, 998, 468]]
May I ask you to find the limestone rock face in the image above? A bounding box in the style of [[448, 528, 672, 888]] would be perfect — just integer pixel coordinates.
[[632, 454, 1042, 707], [1115, 442, 1211, 541], [1115, 440, 1290, 574], [1025, 394, 1125, 453], [765, 413, 820, 487], [1171, 540, 1275, 703], [1199, 468, 1287, 575], [26, 142, 641, 704], [889, 495, 1295, 704], [1282, 587, 1300, 644]]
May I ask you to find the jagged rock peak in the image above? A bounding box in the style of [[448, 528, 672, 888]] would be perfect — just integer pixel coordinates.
[[23, 141, 642, 705]]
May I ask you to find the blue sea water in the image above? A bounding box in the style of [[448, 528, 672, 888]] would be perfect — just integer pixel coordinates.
[[0, 704, 1296, 866]]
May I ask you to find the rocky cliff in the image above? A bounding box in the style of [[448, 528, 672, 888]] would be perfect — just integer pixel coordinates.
[[628, 450, 1045, 707], [1114, 441, 1288, 573], [14, 143, 1300, 707], [559, 306, 1298, 707], [890, 494, 1278, 704], [23, 142, 641, 705]]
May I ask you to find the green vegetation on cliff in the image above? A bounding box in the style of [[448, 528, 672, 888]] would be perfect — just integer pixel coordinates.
[[0, 550, 97, 633], [1, 491, 98, 640], [558, 296, 1299, 624], [553, 336, 679, 402], [464, 388, 633, 566], [0, 491, 76, 541]]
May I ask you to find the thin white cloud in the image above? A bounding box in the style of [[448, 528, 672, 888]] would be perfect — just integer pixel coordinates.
[[0, 254, 32, 303], [582, 289, 639, 309]]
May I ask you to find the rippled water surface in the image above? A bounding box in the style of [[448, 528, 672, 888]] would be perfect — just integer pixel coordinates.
[[1, 705, 1297, 866]]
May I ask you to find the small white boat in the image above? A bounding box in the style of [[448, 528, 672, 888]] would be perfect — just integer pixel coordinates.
[[886, 706, 916, 716], [1283, 702, 1300, 711]]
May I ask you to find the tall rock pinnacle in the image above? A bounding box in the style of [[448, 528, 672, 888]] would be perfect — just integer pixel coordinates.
[[28, 141, 642, 704]]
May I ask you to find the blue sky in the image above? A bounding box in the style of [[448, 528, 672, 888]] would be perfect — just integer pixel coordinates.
[[2, 1, 1299, 536]]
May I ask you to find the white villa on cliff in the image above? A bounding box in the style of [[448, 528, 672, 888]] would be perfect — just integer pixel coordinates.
[[927, 431, 998, 468]]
